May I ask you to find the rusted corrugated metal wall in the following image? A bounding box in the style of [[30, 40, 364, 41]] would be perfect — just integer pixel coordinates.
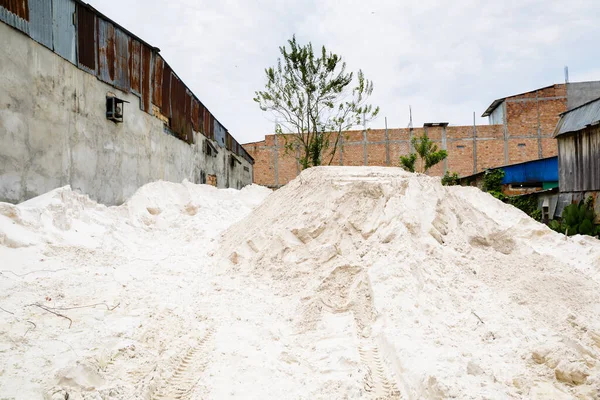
[[97, 17, 115, 85], [558, 126, 600, 192], [28, 0, 51, 48], [52, 0, 76, 64], [114, 28, 129, 91], [152, 54, 163, 108], [76, 2, 95, 72], [140, 44, 153, 113], [0, 0, 254, 164], [161, 63, 172, 118], [129, 39, 141, 94], [0, 0, 29, 33]]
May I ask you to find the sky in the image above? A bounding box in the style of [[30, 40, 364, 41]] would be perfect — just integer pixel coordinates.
[[88, 0, 600, 144]]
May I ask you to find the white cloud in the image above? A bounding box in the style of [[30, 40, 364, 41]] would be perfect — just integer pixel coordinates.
[[88, 0, 600, 143]]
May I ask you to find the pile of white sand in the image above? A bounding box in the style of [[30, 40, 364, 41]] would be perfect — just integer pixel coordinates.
[[1, 167, 600, 399]]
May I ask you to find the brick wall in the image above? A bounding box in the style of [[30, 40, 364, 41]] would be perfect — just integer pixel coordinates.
[[244, 84, 567, 188], [244, 124, 515, 187]]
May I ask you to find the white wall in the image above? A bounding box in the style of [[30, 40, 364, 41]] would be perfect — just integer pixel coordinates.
[[0, 22, 252, 205]]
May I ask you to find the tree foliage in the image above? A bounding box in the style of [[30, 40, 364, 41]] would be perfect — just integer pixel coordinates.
[[399, 133, 448, 173], [482, 168, 505, 200], [441, 171, 460, 186], [254, 36, 379, 169]]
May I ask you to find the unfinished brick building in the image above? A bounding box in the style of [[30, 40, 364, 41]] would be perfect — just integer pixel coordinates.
[[244, 81, 600, 188]]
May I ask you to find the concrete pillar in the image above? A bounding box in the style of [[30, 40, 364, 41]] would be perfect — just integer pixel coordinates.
[[536, 90, 543, 158], [503, 102, 509, 164], [363, 129, 368, 166], [274, 135, 279, 187], [385, 117, 390, 166], [339, 133, 344, 165], [473, 112, 477, 173], [442, 125, 448, 174]]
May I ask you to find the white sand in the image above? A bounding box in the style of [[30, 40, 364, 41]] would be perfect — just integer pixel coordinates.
[[1, 167, 600, 399]]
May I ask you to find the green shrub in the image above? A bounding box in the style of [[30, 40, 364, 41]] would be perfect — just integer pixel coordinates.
[[508, 195, 540, 221], [558, 197, 597, 236], [482, 169, 505, 193], [441, 171, 460, 186]]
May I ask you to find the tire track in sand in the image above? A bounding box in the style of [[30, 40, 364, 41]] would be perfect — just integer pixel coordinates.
[[358, 339, 401, 399], [151, 328, 214, 400], [314, 265, 401, 398]]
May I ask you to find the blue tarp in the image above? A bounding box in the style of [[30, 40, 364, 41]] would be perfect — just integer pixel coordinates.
[[502, 157, 558, 184]]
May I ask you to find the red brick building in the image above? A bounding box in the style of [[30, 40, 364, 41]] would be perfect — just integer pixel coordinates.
[[244, 81, 600, 188]]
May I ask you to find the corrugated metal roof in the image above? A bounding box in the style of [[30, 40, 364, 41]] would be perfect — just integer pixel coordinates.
[[28, 0, 52, 49], [51, 0, 76, 64], [0, 0, 29, 20], [554, 97, 600, 137], [0, 1, 29, 33]]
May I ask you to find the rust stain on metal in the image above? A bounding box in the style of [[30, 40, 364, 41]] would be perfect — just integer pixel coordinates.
[[140, 44, 153, 113], [97, 18, 115, 84], [129, 39, 141, 94], [77, 3, 96, 72], [161, 63, 172, 118], [114, 28, 130, 91], [152, 55, 164, 110], [191, 98, 200, 133], [169, 73, 192, 143], [0, 0, 29, 21]]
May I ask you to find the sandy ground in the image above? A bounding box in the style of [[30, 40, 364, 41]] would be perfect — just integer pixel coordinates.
[[1, 167, 600, 399]]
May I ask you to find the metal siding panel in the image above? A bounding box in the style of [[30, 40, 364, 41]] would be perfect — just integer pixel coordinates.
[[52, 0, 76, 64], [0, 0, 28, 20], [0, 2, 30, 33], [152, 55, 164, 107], [140, 44, 153, 113], [114, 28, 129, 91], [76, 3, 96, 72], [209, 115, 215, 141], [129, 39, 141, 94], [161, 64, 171, 117], [97, 18, 115, 84], [191, 98, 200, 132], [28, 0, 52, 48], [214, 120, 226, 148]]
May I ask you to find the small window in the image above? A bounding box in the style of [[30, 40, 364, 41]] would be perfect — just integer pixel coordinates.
[[244, 166, 249, 172], [456, 145, 465, 149], [106, 95, 129, 123], [518, 143, 526, 147]]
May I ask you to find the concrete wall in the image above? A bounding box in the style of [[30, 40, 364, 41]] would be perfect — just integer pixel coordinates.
[[0, 22, 252, 205]]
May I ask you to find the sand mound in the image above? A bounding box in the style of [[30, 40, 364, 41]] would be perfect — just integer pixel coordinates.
[[220, 166, 600, 399], [2, 167, 600, 399]]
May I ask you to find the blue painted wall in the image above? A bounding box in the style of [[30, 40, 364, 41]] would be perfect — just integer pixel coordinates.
[[501, 157, 558, 184]]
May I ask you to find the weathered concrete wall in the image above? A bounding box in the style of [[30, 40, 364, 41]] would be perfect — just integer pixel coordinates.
[[0, 22, 252, 205]]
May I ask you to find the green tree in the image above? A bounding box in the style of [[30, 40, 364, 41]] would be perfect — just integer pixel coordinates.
[[254, 36, 379, 169], [399, 133, 448, 173]]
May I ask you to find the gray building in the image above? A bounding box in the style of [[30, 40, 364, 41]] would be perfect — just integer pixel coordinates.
[[554, 97, 600, 220], [0, 0, 253, 205]]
